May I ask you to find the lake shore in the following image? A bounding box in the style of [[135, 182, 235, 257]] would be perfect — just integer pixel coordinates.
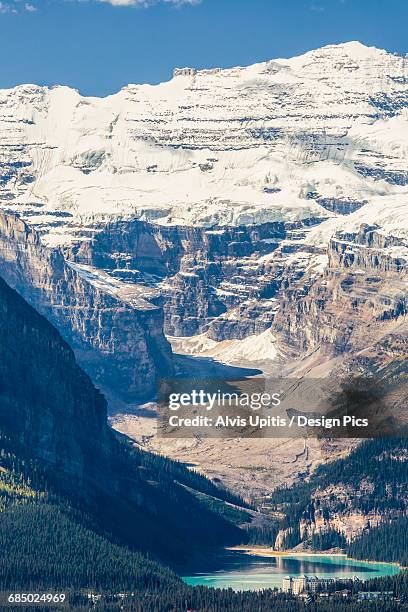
[[227, 545, 403, 568], [227, 545, 347, 558]]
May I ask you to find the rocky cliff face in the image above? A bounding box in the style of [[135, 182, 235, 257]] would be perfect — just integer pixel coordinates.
[[63, 217, 321, 338], [273, 222, 407, 359], [298, 491, 384, 544], [0, 212, 172, 402]]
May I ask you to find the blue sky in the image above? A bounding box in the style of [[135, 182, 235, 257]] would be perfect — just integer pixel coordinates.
[[0, 0, 407, 96]]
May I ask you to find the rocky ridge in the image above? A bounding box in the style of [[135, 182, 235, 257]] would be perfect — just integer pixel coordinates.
[[0, 211, 172, 401]]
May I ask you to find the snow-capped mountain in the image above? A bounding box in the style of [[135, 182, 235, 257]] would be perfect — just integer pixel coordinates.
[[0, 41, 407, 247]]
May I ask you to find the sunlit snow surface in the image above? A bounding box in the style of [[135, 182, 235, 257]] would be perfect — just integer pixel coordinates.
[[0, 41, 407, 250]]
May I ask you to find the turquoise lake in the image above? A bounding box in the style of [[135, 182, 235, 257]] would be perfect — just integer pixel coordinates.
[[182, 550, 400, 591]]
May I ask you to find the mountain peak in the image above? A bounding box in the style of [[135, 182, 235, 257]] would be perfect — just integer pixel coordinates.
[[322, 40, 387, 58], [170, 42, 391, 83], [280, 40, 390, 69]]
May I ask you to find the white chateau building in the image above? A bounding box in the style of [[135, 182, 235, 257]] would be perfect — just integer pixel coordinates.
[[282, 575, 336, 594]]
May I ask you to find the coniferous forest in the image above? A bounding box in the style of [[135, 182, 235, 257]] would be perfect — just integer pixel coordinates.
[[0, 432, 408, 611], [348, 517, 408, 567]]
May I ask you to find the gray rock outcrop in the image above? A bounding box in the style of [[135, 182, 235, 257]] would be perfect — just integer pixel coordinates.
[[0, 212, 172, 402]]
